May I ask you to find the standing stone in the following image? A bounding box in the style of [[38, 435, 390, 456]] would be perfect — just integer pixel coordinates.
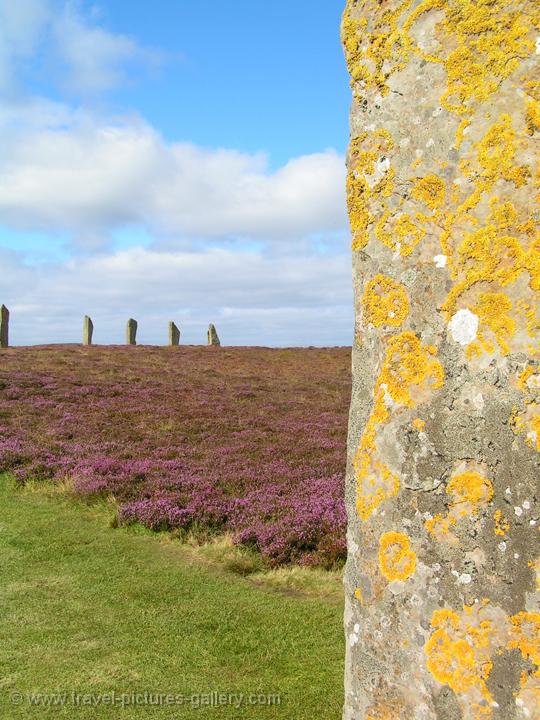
[[207, 323, 220, 346], [168, 321, 180, 346], [342, 2, 539, 719], [126, 319, 137, 346], [0, 305, 9, 348], [83, 316, 94, 346]]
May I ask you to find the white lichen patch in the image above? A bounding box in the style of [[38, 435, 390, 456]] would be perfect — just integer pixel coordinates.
[[433, 254, 447, 268], [349, 623, 360, 647], [526, 430, 537, 446], [375, 157, 391, 174], [452, 570, 472, 584], [448, 309, 479, 345], [472, 392, 484, 410], [524, 373, 540, 390]]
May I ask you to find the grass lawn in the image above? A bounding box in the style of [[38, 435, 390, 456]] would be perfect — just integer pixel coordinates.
[[0, 475, 344, 719]]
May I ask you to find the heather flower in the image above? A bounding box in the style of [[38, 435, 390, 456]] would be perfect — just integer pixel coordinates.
[[0, 345, 350, 566]]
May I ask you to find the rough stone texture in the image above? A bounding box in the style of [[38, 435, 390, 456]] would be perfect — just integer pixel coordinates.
[[83, 316, 93, 346], [0, 305, 8, 349], [341, 2, 539, 719], [207, 323, 220, 346], [168, 321, 180, 346], [126, 319, 138, 346]]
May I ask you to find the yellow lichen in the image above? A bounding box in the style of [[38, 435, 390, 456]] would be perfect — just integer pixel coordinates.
[[406, 0, 537, 115], [347, 170, 371, 250], [424, 601, 513, 720], [347, 130, 397, 250], [512, 363, 540, 451], [355, 333, 444, 520], [379, 531, 417, 582], [507, 611, 540, 713], [508, 612, 540, 667], [342, 0, 538, 115], [366, 702, 401, 720], [412, 417, 425, 431], [425, 605, 494, 711], [518, 365, 540, 392], [455, 118, 471, 149], [529, 409, 540, 451], [475, 115, 521, 184], [468, 292, 516, 356], [517, 301, 540, 356], [355, 390, 401, 521], [437, 114, 537, 324], [526, 236, 540, 292], [426, 470, 493, 541], [425, 603, 539, 719], [375, 211, 426, 257], [447, 471, 494, 514], [525, 100, 540, 136], [425, 512, 457, 539], [377, 331, 444, 406], [361, 274, 410, 327], [341, 0, 414, 100], [493, 509, 509, 537], [441, 206, 527, 317], [411, 174, 446, 211]]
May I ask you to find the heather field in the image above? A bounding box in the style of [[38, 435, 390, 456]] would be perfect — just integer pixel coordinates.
[[0, 345, 350, 568]]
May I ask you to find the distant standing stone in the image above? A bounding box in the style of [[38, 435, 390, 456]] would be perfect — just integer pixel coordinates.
[[126, 319, 138, 345], [207, 323, 220, 346], [0, 305, 9, 348], [169, 321, 180, 346], [83, 316, 94, 346]]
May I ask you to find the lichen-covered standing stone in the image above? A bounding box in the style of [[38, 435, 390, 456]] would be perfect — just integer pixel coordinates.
[[83, 316, 93, 346], [0, 305, 9, 348], [207, 324, 220, 346], [169, 321, 180, 346], [341, 1, 539, 718], [126, 319, 138, 346]]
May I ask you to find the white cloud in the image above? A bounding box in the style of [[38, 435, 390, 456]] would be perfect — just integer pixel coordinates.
[[0, 0, 159, 95], [0, 0, 50, 89], [52, 4, 159, 94], [0, 0, 347, 249], [0, 111, 347, 245], [1, 246, 353, 346], [0, 1, 352, 347]]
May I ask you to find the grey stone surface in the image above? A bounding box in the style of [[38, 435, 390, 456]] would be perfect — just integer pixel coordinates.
[[0, 305, 8, 348], [83, 316, 93, 346], [207, 324, 220, 346], [168, 321, 180, 346], [126, 319, 138, 346], [341, 1, 539, 718]]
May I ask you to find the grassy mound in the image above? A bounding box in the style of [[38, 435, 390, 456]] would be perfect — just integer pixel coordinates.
[[0, 475, 344, 719]]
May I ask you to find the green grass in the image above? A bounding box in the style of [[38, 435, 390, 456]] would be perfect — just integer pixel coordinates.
[[0, 475, 344, 719]]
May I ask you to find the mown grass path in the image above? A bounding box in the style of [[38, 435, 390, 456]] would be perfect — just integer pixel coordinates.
[[0, 476, 344, 719]]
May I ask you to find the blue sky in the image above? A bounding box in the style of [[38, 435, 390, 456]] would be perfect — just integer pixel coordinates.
[[105, 1, 350, 164], [0, 0, 352, 346]]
